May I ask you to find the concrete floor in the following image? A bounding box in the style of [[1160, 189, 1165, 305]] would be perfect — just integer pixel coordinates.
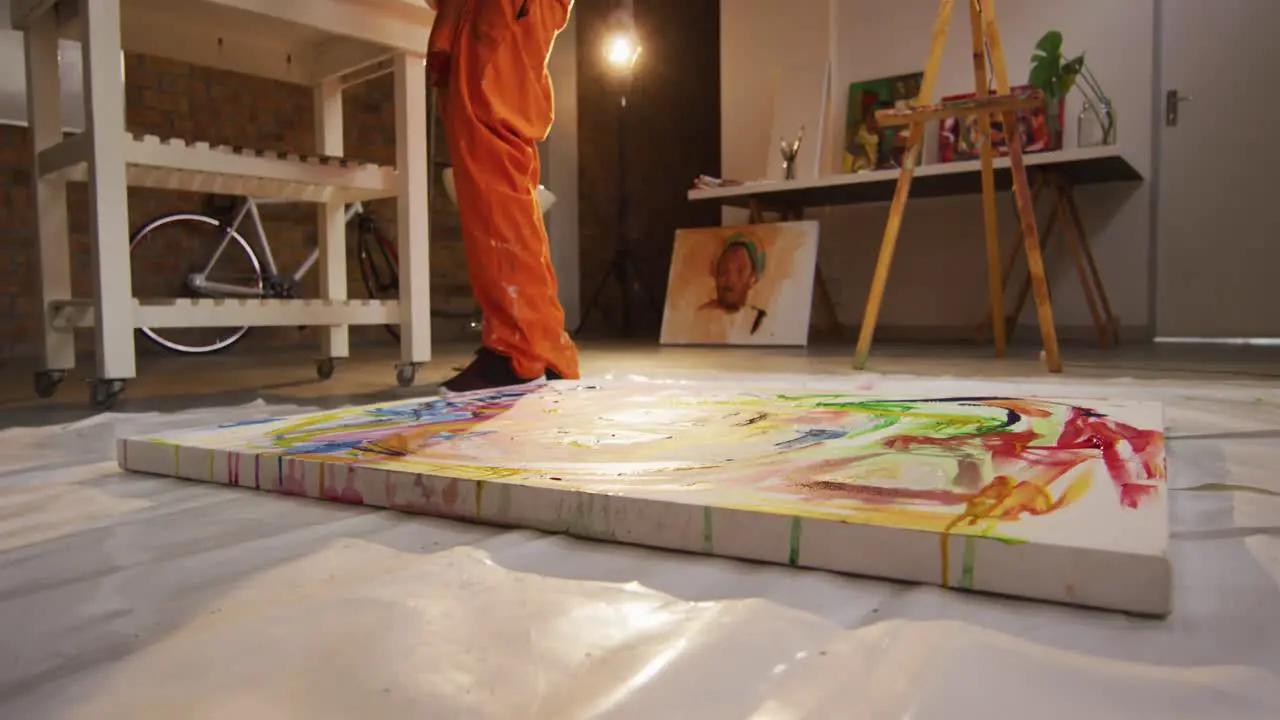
[[0, 339, 1277, 423], [2, 338, 1280, 422]]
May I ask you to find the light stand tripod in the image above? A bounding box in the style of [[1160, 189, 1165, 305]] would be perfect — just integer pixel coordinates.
[[575, 28, 655, 337]]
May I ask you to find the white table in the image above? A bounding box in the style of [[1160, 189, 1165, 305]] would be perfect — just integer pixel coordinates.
[[687, 145, 1142, 210], [12, 0, 435, 407], [687, 146, 1144, 343]]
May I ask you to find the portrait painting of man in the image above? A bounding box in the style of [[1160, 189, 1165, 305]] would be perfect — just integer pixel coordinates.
[[660, 221, 819, 346]]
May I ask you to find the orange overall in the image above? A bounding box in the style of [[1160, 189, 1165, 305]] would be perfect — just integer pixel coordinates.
[[428, 0, 580, 380]]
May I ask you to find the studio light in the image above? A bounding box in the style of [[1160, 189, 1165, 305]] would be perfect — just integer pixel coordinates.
[[604, 31, 641, 74], [576, 11, 656, 337]]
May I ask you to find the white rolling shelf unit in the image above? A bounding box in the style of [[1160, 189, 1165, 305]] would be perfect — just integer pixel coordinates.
[[12, 0, 436, 409]]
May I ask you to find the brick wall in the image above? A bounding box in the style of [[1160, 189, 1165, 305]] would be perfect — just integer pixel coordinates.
[[0, 2, 723, 359], [0, 53, 471, 361]]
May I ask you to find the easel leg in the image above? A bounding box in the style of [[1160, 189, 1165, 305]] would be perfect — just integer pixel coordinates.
[[853, 0, 952, 369], [1003, 110, 1061, 371], [1007, 180, 1058, 340], [23, 10, 74, 374], [974, 173, 1043, 343], [1064, 186, 1120, 344], [968, 0, 1004, 357], [853, 122, 925, 369], [785, 206, 840, 338], [1058, 189, 1108, 347], [314, 77, 350, 364], [813, 267, 840, 338], [978, 0, 1060, 370]]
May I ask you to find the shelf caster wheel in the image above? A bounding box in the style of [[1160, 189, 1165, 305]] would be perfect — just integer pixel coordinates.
[[316, 358, 335, 380], [395, 363, 417, 388], [34, 370, 67, 399], [89, 379, 126, 412]]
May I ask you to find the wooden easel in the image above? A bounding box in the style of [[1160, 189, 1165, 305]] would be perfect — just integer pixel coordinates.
[[851, 0, 1063, 373], [976, 169, 1120, 348]]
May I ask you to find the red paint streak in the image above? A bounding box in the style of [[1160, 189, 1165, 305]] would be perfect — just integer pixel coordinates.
[[280, 459, 307, 497], [885, 403, 1165, 510], [227, 453, 240, 486], [800, 479, 970, 506], [441, 478, 461, 508], [1053, 407, 1165, 508], [323, 465, 365, 505], [388, 474, 434, 513]]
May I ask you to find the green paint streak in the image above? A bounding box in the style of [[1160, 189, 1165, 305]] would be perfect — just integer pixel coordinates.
[[960, 537, 976, 589], [1180, 482, 1280, 498], [498, 483, 513, 518], [474, 480, 486, 519], [788, 517, 802, 566], [702, 506, 714, 552], [566, 493, 591, 536]]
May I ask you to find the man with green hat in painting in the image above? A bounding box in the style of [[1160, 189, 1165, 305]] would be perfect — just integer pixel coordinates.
[[698, 231, 768, 339]]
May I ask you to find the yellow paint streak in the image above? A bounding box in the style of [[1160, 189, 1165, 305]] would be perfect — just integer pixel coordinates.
[[939, 471, 1093, 585]]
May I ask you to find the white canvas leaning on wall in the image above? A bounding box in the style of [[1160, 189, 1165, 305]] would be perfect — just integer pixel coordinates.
[[660, 220, 819, 347]]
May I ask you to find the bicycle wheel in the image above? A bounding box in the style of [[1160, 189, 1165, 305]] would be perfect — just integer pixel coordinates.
[[355, 216, 401, 341], [129, 212, 264, 354]]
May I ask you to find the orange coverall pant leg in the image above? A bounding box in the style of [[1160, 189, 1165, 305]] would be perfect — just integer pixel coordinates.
[[439, 0, 580, 381]]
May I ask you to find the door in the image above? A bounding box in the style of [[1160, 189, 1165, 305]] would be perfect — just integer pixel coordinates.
[[1157, 0, 1280, 339]]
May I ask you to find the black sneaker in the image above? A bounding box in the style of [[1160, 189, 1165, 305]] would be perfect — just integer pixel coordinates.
[[440, 348, 546, 397]]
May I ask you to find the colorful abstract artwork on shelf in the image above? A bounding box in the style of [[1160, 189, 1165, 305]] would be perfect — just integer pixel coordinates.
[[118, 378, 1171, 615], [843, 71, 924, 173], [938, 84, 1065, 163], [660, 221, 818, 347]]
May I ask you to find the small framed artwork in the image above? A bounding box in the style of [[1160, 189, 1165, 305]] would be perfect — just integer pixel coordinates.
[[938, 85, 1065, 163], [660, 221, 820, 347], [843, 72, 924, 173]]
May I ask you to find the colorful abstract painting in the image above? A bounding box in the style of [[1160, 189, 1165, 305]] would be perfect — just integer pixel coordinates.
[[660, 222, 819, 347], [117, 379, 1170, 614], [938, 85, 1065, 162], [843, 71, 924, 173]]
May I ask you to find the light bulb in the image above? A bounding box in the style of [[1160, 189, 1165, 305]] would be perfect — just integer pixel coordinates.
[[604, 32, 639, 72]]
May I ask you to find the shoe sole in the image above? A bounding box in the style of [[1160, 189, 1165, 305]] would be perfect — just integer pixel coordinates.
[[438, 375, 547, 399]]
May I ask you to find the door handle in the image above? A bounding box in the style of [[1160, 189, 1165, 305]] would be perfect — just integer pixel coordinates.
[[1165, 90, 1193, 127]]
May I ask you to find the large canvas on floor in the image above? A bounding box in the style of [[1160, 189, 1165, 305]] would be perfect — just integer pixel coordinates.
[[660, 222, 819, 347], [117, 379, 1171, 615]]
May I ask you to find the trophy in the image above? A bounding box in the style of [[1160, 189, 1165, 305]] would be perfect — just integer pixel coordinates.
[[779, 126, 804, 181]]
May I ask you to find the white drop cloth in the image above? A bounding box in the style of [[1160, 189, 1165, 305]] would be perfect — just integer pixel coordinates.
[[1, 372, 1278, 719]]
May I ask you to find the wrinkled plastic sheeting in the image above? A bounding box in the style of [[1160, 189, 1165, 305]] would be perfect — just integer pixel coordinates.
[[3, 379, 1280, 718], [20, 543, 1280, 720]]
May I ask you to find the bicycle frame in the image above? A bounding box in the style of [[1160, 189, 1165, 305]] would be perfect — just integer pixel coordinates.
[[189, 197, 364, 298]]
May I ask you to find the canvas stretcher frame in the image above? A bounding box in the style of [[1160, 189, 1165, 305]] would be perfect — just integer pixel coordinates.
[[117, 380, 1172, 616]]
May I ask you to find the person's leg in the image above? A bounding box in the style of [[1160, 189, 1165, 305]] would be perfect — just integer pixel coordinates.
[[441, 0, 580, 391]]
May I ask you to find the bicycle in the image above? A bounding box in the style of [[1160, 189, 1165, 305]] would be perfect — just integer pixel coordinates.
[[128, 195, 478, 355]]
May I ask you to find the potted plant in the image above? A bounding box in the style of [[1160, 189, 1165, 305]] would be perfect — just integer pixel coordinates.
[[1028, 30, 1114, 146]]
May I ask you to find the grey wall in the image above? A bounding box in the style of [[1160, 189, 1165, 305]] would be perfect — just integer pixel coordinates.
[[721, 0, 1155, 340], [544, 11, 581, 330]]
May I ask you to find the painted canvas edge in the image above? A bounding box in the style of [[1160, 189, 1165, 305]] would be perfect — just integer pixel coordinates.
[[118, 436, 1172, 616], [659, 220, 822, 348]]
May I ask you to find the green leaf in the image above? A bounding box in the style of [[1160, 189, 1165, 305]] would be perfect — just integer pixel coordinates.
[[1028, 61, 1056, 92], [1035, 30, 1063, 55]]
